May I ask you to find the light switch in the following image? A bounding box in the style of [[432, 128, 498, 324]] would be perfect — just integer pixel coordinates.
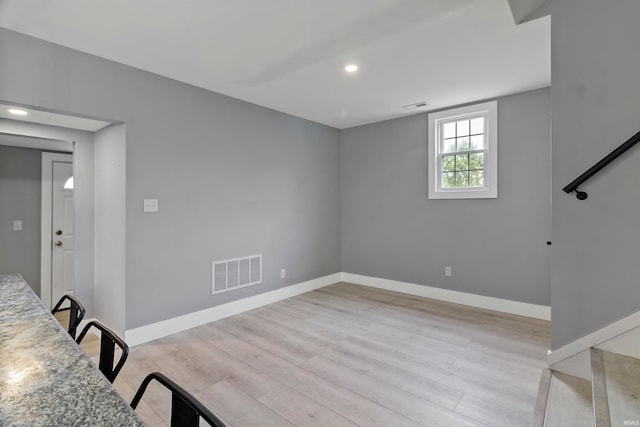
[[13, 220, 22, 231], [143, 199, 159, 213]]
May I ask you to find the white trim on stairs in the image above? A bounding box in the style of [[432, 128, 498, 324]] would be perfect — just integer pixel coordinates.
[[548, 309, 640, 364], [547, 309, 640, 378]]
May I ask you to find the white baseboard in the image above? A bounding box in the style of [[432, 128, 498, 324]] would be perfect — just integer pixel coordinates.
[[596, 326, 640, 359], [547, 309, 640, 371], [125, 271, 553, 347], [340, 273, 551, 321], [125, 273, 341, 346], [547, 349, 592, 381]]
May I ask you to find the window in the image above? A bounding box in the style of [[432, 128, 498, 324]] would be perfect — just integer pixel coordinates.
[[428, 100, 497, 199], [63, 176, 74, 189]]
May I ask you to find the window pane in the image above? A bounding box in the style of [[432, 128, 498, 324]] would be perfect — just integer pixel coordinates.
[[455, 154, 468, 171], [442, 155, 455, 172], [470, 170, 484, 187], [443, 138, 456, 153], [456, 120, 469, 137], [442, 172, 456, 188], [469, 152, 484, 170], [456, 171, 469, 187], [456, 137, 470, 151], [443, 122, 456, 139], [428, 100, 496, 199], [470, 117, 484, 135], [470, 135, 484, 150]]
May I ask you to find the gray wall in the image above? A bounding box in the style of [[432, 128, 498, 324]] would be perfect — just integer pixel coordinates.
[[72, 133, 95, 317], [0, 28, 341, 330], [124, 97, 340, 329], [550, 0, 640, 348], [95, 124, 126, 335], [0, 145, 42, 292], [341, 88, 551, 305]]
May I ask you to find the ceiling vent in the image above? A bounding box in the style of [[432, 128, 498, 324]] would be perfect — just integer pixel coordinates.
[[403, 101, 428, 110]]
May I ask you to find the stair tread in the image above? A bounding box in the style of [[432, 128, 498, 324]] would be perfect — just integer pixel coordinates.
[[591, 348, 611, 427], [602, 350, 640, 426], [544, 372, 593, 426], [531, 369, 552, 427]]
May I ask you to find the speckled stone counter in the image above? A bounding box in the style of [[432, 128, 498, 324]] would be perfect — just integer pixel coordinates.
[[0, 274, 145, 426]]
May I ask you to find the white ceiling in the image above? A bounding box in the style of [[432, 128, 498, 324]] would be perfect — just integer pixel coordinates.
[[0, 0, 550, 129]]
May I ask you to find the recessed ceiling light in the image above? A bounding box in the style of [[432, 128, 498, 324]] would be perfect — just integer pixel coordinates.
[[345, 64, 358, 73], [8, 108, 28, 116]]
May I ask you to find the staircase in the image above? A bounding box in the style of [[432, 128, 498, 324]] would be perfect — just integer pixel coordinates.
[[532, 348, 640, 426]]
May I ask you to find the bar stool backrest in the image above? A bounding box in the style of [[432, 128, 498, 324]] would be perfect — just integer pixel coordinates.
[[131, 372, 226, 427], [51, 294, 86, 339], [76, 320, 129, 383]]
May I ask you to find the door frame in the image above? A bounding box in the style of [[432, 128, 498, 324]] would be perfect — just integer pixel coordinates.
[[41, 152, 73, 309]]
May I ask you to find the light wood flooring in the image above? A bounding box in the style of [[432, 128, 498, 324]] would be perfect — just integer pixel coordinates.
[[63, 282, 551, 426]]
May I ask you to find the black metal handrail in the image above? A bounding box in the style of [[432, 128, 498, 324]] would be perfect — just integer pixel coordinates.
[[563, 129, 640, 200]]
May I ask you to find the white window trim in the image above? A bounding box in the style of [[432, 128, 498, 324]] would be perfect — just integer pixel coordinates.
[[428, 100, 498, 199]]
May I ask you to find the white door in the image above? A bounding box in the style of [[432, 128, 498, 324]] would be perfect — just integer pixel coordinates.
[[51, 161, 74, 305]]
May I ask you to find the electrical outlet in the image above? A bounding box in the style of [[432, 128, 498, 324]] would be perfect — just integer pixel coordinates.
[[445, 266, 452, 277], [280, 268, 286, 279], [13, 220, 22, 231], [143, 199, 159, 213]]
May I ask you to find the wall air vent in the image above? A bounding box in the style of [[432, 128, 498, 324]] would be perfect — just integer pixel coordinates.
[[403, 101, 428, 110], [212, 254, 262, 295]]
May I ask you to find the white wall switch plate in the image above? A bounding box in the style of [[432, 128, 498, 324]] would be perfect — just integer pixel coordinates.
[[445, 266, 452, 277], [13, 220, 22, 231], [280, 268, 286, 279], [143, 199, 159, 213]]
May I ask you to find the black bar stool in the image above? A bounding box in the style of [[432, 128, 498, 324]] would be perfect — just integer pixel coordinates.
[[76, 320, 129, 383], [51, 294, 86, 339], [131, 372, 226, 427]]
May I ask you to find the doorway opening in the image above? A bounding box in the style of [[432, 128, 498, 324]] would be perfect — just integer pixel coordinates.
[[41, 152, 74, 309], [0, 104, 123, 331]]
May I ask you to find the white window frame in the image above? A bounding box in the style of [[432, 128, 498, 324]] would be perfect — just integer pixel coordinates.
[[428, 100, 498, 199]]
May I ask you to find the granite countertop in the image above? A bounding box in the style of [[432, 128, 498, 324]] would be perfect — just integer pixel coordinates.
[[0, 274, 145, 426]]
